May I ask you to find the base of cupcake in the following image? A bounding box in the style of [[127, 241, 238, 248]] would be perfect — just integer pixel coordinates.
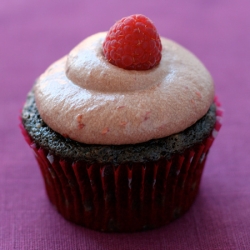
[[20, 133, 217, 232], [20, 98, 222, 232]]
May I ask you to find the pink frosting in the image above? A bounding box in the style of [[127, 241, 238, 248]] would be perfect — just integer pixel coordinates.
[[34, 32, 214, 145]]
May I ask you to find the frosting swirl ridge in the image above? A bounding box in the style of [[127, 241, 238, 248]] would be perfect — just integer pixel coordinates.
[[34, 32, 214, 145], [65, 33, 166, 92]]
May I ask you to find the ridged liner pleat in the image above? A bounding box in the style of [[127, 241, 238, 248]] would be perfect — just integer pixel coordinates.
[[20, 98, 223, 232]]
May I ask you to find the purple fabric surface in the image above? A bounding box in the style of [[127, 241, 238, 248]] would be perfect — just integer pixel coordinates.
[[1, 0, 250, 249]]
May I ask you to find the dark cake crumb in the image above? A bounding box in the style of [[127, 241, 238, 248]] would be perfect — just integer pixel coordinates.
[[22, 90, 216, 165]]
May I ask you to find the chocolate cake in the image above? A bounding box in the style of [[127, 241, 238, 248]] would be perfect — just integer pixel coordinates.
[[22, 90, 216, 165], [20, 14, 222, 232]]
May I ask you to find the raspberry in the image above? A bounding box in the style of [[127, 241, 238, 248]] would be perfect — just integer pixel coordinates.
[[103, 14, 162, 70]]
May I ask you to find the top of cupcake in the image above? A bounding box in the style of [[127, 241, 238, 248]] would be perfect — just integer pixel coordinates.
[[102, 14, 162, 70], [34, 14, 214, 145]]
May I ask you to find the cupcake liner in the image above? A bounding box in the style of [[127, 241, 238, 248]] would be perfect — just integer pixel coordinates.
[[20, 98, 222, 232]]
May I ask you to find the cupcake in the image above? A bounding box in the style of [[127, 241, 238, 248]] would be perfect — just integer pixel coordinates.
[[20, 14, 222, 232]]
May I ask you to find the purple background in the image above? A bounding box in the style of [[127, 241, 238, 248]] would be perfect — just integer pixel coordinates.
[[1, 0, 250, 249]]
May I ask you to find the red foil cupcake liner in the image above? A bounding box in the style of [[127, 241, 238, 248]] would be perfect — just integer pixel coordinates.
[[20, 99, 223, 232]]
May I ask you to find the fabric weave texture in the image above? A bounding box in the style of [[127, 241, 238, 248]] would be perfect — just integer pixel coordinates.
[[1, 0, 250, 249]]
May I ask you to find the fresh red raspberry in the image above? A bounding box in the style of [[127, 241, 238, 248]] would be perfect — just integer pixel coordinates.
[[103, 14, 162, 70]]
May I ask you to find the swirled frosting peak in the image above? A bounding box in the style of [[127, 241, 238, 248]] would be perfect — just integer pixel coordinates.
[[34, 32, 214, 145]]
